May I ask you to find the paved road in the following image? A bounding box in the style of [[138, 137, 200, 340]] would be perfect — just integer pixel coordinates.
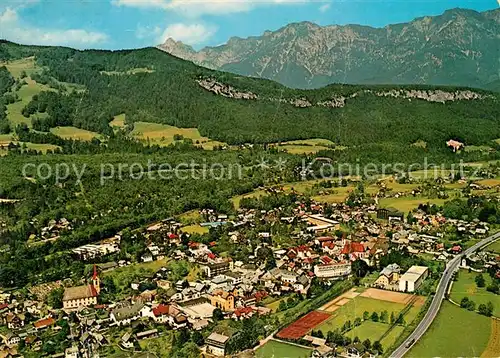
[[391, 231, 500, 357]]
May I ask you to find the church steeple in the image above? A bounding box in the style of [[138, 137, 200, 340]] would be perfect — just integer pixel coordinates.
[[92, 264, 100, 295]]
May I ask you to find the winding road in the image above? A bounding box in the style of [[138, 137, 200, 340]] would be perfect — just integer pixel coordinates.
[[391, 231, 500, 357]]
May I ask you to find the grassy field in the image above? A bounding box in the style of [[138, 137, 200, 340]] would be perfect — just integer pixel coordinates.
[[231, 189, 268, 209], [485, 240, 500, 254], [476, 178, 500, 187], [265, 296, 288, 312], [347, 320, 405, 348], [312, 186, 355, 203], [110, 114, 126, 128], [181, 224, 209, 235], [130, 121, 226, 150], [2, 57, 39, 78], [7, 78, 52, 128], [256, 339, 312, 358], [101, 67, 155, 76], [378, 196, 447, 213], [409, 302, 491, 357], [50, 126, 99, 141], [317, 296, 420, 334], [450, 270, 499, 316], [20, 142, 60, 153]]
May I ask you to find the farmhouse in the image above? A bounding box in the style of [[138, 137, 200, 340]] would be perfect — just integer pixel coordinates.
[[399, 266, 429, 292]]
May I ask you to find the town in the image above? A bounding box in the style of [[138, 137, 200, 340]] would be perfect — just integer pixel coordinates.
[[1, 173, 499, 358]]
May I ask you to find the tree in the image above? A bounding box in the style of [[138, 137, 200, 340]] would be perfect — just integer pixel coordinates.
[[390, 312, 396, 324], [371, 312, 379, 322], [363, 339, 372, 351], [191, 331, 204, 346], [363, 311, 370, 320], [475, 274, 486, 288], [373, 341, 383, 354], [213, 308, 224, 321], [352, 259, 369, 278], [47, 287, 64, 308], [478, 302, 494, 317], [380, 310, 388, 323], [354, 317, 362, 327], [353, 336, 360, 343]]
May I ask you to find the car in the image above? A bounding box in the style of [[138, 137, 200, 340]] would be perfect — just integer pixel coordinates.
[[405, 338, 415, 348]]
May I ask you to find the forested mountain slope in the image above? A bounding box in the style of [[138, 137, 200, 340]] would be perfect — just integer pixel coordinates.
[[0, 40, 499, 152], [159, 8, 500, 90]]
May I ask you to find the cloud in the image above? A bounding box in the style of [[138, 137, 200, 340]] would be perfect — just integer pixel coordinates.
[[158, 23, 217, 45], [319, 3, 330, 13], [136, 24, 162, 39], [112, 0, 312, 17], [0, 7, 108, 47]]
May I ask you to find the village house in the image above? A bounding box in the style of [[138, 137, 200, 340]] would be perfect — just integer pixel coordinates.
[[374, 264, 401, 290], [150, 304, 188, 329], [110, 302, 145, 326]]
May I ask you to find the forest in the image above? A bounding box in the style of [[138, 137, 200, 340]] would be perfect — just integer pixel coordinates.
[[0, 40, 499, 150]]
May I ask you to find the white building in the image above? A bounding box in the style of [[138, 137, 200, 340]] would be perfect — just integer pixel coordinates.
[[314, 262, 351, 278], [399, 266, 429, 292]]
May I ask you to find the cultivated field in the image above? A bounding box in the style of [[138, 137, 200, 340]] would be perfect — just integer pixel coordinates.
[[256, 339, 312, 358], [476, 178, 500, 187], [450, 270, 499, 316], [409, 302, 491, 357], [50, 126, 100, 141], [277, 311, 331, 340]]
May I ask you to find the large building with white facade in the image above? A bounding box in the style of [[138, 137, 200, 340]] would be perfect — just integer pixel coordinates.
[[399, 266, 429, 292]]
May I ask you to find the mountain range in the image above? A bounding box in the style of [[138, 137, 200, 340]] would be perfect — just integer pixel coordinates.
[[159, 8, 500, 90]]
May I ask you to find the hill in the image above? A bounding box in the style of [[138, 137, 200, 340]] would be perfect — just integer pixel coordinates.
[[0, 40, 499, 159], [159, 8, 500, 90]]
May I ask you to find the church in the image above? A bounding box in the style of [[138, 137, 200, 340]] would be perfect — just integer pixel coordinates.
[[62, 265, 100, 309]]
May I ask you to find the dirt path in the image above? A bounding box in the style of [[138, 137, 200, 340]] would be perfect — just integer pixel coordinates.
[[481, 318, 500, 358]]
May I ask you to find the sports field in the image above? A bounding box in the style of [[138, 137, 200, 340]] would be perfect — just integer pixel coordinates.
[[277, 311, 331, 340], [450, 270, 499, 316], [316, 288, 423, 350], [409, 302, 491, 357], [256, 339, 311, 358]]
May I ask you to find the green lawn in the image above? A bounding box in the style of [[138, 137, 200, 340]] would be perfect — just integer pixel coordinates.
[[409, 302, 491, 357], [450, 270, 499, 316], [256, 340, 312, 358], [317, 296, 420, 334], [346, 320, 405, 349]]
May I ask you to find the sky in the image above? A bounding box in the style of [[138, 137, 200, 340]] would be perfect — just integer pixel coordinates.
[[0, 0, 498, 50]]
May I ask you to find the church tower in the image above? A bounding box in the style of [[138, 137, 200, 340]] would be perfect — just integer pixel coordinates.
[[92, 264, 100, 295]]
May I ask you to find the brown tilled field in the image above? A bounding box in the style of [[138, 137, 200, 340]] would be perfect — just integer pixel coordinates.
[[360, 288, 422, 305]]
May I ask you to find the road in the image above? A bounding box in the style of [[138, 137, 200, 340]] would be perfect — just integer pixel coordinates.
[[391, 231, 500, 357]]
